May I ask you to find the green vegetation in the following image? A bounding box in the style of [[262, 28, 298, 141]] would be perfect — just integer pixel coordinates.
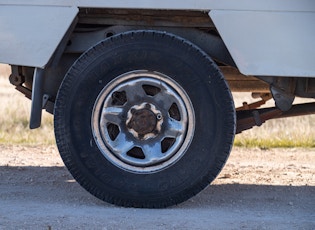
[[0, 116, 55, 145], [0, 97, 55, 145], [234, 136, 315, 148], [234, 115, 315, 148]]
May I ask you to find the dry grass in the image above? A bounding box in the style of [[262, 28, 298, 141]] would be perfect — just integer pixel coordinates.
[[0, 64, 54, 145], [0, 64, 314, 147], [233, 93, 315, 148]]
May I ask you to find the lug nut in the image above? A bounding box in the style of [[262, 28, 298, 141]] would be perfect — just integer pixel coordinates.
[[156, 113, 162, 120]]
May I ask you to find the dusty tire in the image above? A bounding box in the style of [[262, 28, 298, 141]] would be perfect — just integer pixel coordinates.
[[54, 30, 235, 208]]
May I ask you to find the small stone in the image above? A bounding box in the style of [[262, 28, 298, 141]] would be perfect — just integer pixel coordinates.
[[223, 174, 232, 178]]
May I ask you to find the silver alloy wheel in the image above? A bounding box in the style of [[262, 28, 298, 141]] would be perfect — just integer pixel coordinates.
[[92, 70, 195, 173]]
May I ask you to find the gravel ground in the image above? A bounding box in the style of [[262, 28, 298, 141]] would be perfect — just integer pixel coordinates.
[[0, 145, 314, 229]]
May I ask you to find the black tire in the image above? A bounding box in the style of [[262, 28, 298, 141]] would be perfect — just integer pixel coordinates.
[[54, 30, 235, 208]]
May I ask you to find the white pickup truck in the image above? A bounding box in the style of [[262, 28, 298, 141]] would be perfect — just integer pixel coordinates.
[[0, 0, 314, 208]]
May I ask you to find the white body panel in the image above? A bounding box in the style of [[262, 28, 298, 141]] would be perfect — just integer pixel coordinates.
[[210, 10, 315, 77], [0, 5, 78, 68], [0, 0, 314, 77]]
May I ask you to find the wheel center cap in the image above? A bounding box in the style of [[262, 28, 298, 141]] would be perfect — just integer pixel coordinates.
[[129, 109, 157, 135], [126, 103, 163, 140]]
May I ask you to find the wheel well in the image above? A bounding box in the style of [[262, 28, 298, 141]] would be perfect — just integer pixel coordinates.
[[10, 20, 236, 114]]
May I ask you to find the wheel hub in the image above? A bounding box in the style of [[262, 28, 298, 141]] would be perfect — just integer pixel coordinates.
[[129, 108, 156, 135], [127, 103, 163, 140]]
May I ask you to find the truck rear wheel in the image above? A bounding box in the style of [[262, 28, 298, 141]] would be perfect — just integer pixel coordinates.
[[54, 31, 235, 208]]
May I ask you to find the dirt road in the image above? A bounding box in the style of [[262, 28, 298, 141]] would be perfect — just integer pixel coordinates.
[[0, 145, 314, 229]]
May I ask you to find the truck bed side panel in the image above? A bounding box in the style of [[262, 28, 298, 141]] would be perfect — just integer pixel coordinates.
[[210, 10, 315, 77], [0, 5, 78, 68]]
